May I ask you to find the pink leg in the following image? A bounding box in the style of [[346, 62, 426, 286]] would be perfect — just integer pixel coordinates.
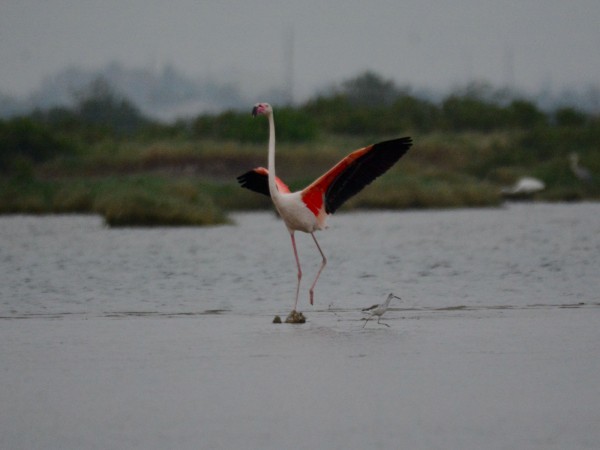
[[309, 233, 327, 305], [290, 232, 302, 311]]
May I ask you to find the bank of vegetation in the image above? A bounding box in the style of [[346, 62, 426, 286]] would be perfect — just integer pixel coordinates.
[[1, 74, 598, 226]]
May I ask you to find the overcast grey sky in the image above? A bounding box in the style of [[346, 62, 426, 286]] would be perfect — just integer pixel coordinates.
[[1, 0, 599, 100]]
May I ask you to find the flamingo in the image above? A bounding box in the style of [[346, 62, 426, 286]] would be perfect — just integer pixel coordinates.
[[237, 102, 413, 311]]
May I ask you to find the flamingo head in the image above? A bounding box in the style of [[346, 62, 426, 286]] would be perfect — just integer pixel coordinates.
[[252, 102, 272, 117]]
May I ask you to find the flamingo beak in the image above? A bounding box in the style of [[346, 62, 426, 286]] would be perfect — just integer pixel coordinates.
[[251, 106, 259, 117]]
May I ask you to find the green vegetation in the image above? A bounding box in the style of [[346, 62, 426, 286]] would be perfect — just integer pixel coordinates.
[[1, 73, 599, 226], [0, 176, 227, 227], [0, 117, 76, 172]]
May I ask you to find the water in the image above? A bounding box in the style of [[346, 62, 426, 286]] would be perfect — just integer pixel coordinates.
[[2, 202, 599, 317], [2, 203, 600, 450]]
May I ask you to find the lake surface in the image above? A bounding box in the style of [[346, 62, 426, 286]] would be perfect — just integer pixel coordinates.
[[2, 202, 599, 317], [2, 203, 600, 450]]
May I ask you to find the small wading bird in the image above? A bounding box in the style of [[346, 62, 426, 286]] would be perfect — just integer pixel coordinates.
[[362, 293, 402, 328], [569, 153, 593, 183], [237, 103, 412, 311]]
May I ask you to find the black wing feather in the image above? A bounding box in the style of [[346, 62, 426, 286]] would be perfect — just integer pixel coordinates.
[[237, 170, 270, 197], [325, 137, 412, 214]]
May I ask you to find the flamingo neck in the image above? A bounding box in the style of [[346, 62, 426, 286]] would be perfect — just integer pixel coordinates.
[[266, 112, 279, 198]]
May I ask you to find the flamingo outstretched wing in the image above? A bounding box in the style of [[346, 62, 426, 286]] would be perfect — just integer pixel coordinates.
[[302, 137, 413, 215], [240, 101, 414, 310], [237, 167, 291, 196]]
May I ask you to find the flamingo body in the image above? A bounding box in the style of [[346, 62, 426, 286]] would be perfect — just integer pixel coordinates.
[[276, 190, 325, 233], [238, 103, 413, 310], [238, 138, 412, 232]]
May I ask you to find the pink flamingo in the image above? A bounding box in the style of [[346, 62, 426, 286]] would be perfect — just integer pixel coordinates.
[[238, 102, 413, 311]]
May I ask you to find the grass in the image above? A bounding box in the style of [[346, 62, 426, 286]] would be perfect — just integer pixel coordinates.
[[0, 175, 229, 227], [2, 129, 599, 226]]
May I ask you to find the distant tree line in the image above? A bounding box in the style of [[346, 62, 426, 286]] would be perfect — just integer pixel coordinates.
[[1, 72, 598, 172], [193, 72, 596, 140], [0, 78, 168, 171]]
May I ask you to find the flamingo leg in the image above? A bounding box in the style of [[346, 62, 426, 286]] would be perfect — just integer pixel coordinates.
[[309, 232, 327, 305], [290, 232, 302, 311]]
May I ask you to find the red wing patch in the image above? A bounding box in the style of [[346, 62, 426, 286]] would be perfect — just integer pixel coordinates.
[[301, 137, 412, 214], [300, 144, 373, 214], [275, 177, 291, 194], [301, 188, 324, 216]]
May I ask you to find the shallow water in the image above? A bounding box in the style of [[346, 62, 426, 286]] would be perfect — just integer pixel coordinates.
[[2, 203, 600, 450], [2, 202, 599, 317]]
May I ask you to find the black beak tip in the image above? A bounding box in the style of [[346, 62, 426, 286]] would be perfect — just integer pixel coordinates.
[[251, 106, 258, 117]]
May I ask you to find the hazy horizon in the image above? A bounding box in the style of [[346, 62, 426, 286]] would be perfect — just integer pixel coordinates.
[[2, 0, 599, 102]]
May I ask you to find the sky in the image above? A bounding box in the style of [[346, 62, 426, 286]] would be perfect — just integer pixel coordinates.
[[1, 0, 599, 101]]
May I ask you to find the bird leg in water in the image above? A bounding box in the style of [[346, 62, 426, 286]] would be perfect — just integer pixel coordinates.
[[290, 232, 327, 308], [290, 232, 302, 311], [377, 317, 391, 327], [309, 232, 327, 305], [362, 294, 401, 328], [362, 315, 390, 328], [362, 316, 372, 328]]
